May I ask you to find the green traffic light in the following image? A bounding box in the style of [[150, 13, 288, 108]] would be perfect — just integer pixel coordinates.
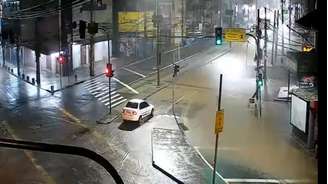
[[216, 39, 222, 45], [258, 80, 263, 86]]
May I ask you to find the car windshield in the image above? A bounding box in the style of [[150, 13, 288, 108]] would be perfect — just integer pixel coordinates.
[[126, 102, 138, 109]]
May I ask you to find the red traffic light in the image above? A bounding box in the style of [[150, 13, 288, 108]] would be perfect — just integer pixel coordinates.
[[57, 54, 65, 64], [105, 63, 113, 77]]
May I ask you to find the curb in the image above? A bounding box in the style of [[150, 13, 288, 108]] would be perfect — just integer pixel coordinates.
[[151, 128, 184, 184], [152, 162, 184, 184], [96, 113, 120, 124]]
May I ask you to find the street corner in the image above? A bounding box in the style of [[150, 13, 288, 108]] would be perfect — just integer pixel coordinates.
[[151, 128, 226, 184]]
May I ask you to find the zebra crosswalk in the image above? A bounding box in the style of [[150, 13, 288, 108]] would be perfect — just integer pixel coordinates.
[[83, 77, 127, 109]]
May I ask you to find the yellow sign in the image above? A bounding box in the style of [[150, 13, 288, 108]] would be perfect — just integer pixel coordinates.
[[224, 28, 246, 42], [118, 11, 155, 35], [215, 110, 224, 134], [303, 45, 314, 52]]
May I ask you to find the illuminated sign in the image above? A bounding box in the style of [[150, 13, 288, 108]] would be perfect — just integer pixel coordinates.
[[223, 28, 246, 42], [118, 11, 155, 35]]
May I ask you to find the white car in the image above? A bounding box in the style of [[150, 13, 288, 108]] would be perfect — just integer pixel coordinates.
[[122, 99, 154, 123]]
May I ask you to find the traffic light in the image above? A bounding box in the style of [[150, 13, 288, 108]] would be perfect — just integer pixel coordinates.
[[79, 20, 86, 39], [105, 63, 114, 77], [257, 73, 263, 87], [88, 22, 98, 35], [57, 54, 65, 64], [173, 64, 180, 77], [215, 27, 223, 45]]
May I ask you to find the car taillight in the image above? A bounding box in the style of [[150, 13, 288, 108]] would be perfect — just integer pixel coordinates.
[[132, 111, 137, 115]]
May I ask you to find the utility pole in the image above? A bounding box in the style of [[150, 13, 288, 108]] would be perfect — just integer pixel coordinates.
[[288, 0, 291, 43], [35, 17, 41, 87], [2, 45, 5, 67], [181, 0, 184, 45], [264, 7, 267, 80], [89, 0, 95, 76], [274, 11, 279, 64], [271, 10, 276, 65], [281, 7, 285, 65], [58, 0, 63, 88], [16, 44, 20, 76], [212, 74, 223, 184], [219, 0, 222, 27], [281, 0, 284, 24], [155, 0, 161, 87], [256, 9, 260, 74], [107, 31, 112, 114]]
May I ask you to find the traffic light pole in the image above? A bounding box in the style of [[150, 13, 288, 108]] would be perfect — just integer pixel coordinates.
[[212, 74, 223, 184], [89, 0, 95, 76], [58, 0, 63, 88], [107, 32, 112, 114], [155, 0, 161, 87], [256, 9, 262, 117], [246, 9, 262, 117], [264, 7, 267, 80]]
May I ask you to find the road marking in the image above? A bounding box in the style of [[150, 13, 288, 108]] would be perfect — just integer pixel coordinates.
[[98, 91, 117, 100], [86, 83, 106, 90], [91, 91, 101, 96], [1, 121, 57, 184], [122, 67, 146, 78], [111, 99, 127, 108], [113, 77, 139, 94], [193, 146, 228, 183], [225, 178, 313, 183], [101, 94, 120, 103], [95, 90, 116, 98], [88, 84, 108, 92], [105, 96, 124, 106], [84, 80, 101, 88]]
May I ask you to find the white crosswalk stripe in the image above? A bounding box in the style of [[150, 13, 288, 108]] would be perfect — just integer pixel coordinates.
[[98, 91, 117, 100], [108, 99, 127, 108], [86, 83, 107, 91], [95, 90, 116, 98], [101, 94, 120, 103], [83, 78, 128, 109]]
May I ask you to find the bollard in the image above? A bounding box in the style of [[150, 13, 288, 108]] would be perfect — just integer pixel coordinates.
[[26, 76, 30, 82], [32, 78, 35, 85], [50, 85, 54, 95], [11, 69, 13, 73], [74, 74, 77, 82]]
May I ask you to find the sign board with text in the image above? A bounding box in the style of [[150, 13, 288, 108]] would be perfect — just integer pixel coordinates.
[[215, 110, 224, 134], [118, 11, 155, 36], [223, 28, 246, 42]]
